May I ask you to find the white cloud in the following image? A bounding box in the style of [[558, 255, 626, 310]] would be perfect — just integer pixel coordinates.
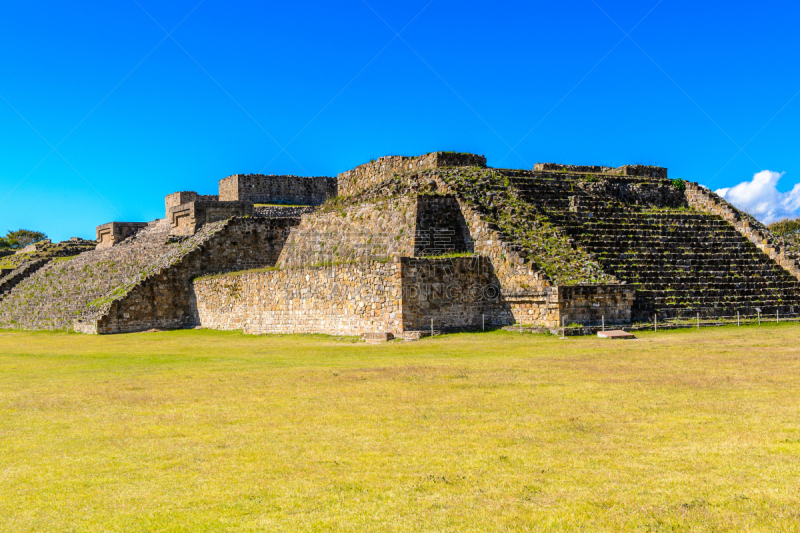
[[714, 170, 800, 224]]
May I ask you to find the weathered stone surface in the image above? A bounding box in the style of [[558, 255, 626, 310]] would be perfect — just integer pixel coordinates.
[[685, 182, 800, 281], [219, 174, 336, 205], [0, 258, 53, 298], [193, 259, 404, 335]]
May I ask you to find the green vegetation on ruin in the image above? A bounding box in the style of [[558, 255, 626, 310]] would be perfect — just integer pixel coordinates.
[[768, 217, 800, 255], [1, 325, 800, 530], [438, 168, 617, 285]]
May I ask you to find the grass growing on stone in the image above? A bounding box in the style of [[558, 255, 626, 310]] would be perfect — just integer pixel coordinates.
[[1, 325, 800, 531]]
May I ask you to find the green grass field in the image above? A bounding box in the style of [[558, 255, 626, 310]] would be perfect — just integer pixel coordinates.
[[2, 325, 800, 532]]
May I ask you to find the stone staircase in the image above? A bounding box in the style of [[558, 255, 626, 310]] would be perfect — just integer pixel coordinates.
[[507, 174, 800, 319]]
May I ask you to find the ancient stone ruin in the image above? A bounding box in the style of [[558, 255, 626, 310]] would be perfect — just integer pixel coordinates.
[[1, 151, 799, 337]]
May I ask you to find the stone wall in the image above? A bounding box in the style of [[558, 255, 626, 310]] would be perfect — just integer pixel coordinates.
[[80, 217, 299, 334], [165, 191, 219, 217], [338, 152, 487, 197], [169, 201, 253, 236], [218, 174, 336, 205], [192, 259, 403, 336], [96, 222, 149, 249]]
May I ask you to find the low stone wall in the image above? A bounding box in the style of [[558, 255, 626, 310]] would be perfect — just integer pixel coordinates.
[[685, 183, 800, 281], [254, 205, 316, 218], [533, 163, 668, 178], [169, 201, 253, 236], [78, 217, 299, 334], [219, 174, 336, 205], [96, 222, 149, 249], [338, 152, 486, 197], [534, 163, 614, 173], [193, 260, 403, 336]]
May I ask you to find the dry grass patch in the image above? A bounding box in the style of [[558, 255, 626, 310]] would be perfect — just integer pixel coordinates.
[[1, 325, 799, 531]]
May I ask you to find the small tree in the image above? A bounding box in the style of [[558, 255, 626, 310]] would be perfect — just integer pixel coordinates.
[[768, 218, 800, 238], [3, 229, 48, 249]]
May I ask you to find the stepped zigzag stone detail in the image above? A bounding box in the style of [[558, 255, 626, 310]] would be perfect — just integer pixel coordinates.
[[0, 150, 798, 335]]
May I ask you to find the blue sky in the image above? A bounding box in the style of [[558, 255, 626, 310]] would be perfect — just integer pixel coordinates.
[[2, 0, 799, 240]]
